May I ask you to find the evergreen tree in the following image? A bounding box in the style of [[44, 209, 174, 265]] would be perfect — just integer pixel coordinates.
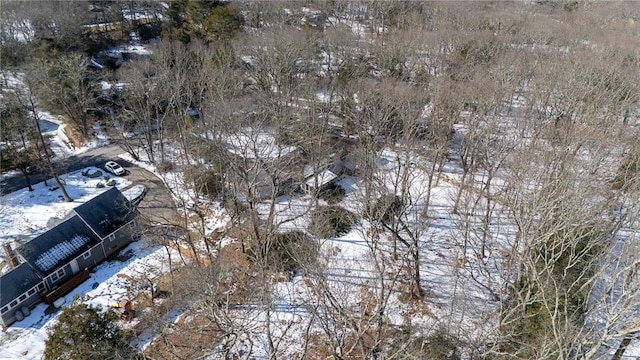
[[44, 303, 142, 360], [167, 0, 243, 44]]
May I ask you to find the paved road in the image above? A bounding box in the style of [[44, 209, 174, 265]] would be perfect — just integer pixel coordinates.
[[125, 165, 177, 225], [1, 143, 123, 194], [1, 142, 177, 225]]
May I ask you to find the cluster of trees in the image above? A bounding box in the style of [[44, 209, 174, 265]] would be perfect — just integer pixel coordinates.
[[130, 2, 640, 359], [5, 0, 640, 359], [44, 303, 141, 360], [0, 0, 242, 199]]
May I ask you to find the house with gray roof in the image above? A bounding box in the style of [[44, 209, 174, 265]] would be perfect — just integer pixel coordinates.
[[0, 188, 140, 327], [0, 263, 43, 325], [73, 186, 138, 257]]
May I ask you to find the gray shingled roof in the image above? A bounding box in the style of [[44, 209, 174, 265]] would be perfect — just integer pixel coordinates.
[[0, 263, 42, 307], [73, 187, 137, 239], [16, 215, 100, 277]]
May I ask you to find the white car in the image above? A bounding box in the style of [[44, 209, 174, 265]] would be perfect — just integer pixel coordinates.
[[122, 185, 146, 205], [104, 161, 126, 176]]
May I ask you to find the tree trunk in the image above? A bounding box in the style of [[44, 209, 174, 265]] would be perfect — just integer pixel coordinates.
[[19, 134, 34, 192], [412, 239, 423, 299], [30, 99, 72, 202]]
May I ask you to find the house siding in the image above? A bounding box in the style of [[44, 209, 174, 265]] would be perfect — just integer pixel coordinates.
[[102, 219, 136, 257], [74, 243, 106, 271], [0, 283, 42, 327], [45, 263, 74, 291]]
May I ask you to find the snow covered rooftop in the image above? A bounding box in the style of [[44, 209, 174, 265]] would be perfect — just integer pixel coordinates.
[[34, 234, 89, 272], [304, 169, 339, 188], [225, 129, 297, 160]]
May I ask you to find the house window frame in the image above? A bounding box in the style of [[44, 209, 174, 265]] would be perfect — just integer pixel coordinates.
[[50, 268, 66, 283], [18, 294, 27, 302], [37, 283, 45, 292], [0, 306, 7, 314], [108, 233, 116, 242], [27, 288, 35, 296], [9, 300, 18, 308], [82, 250, 91, 260]]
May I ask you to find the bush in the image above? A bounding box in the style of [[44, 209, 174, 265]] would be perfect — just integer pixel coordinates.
[[422, 329, 461, 360], [316, 184, 346, 204], [270, 231, 319, 273], [391, 328, 461, 360], [245, 231, 320, 274], [222, 191, 250, 218], [308, 206, 356, 238], [613, 152, 640, 190], [44, 303, 141, 360], [157, 160, 174, 173], [364, 194, 404, 224], [185, 167, 223, 199], [500, 226, 604, 357], [136, 23, 162, 41]]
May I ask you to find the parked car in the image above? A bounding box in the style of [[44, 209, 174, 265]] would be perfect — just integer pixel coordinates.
[[104, 161, 126, 176], [122, 185, 146, 205]]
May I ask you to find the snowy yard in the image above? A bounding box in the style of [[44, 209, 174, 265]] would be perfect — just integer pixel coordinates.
[[0, 168, 131, 251], [0, 168, 177, 359], [3, 2, 640, 357]]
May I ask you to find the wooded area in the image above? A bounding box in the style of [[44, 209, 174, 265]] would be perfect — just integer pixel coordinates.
[[2, 1, 640, 359]]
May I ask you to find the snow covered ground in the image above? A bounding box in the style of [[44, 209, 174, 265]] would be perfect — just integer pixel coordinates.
[[0, 167, 180, 359], [0, 236, 176, 359], [0, 167, 131, 252], [225, 128, 298, 160], [2, 8, 639, 356], [0, 72, 108, 159]]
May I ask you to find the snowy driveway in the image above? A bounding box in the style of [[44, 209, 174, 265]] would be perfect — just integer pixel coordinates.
[[122, 164, 176, 225], [1, 144, 124, 194]]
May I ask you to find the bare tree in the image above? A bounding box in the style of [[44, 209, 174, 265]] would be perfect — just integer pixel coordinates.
[[3, 70, 73, 201]]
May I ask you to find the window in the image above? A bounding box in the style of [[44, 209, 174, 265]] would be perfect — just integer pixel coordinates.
[[50, 268, 65, 283], [83, 251, 91, 260], [37, 283, 45, 291], [108, 233, 116, 242], [9, 300, 17, 308], [18, 294, 26, 302], [0, 306, 7, 314], [27, 289, 35, 296]]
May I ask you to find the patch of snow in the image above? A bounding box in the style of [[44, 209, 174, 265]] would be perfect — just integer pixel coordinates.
[[225, 129, 297, 160], [0, 168, 131, 251], [35, 234, 90, 271], [114, 43, 152, 56], [121, 9, 162, 21], [304, 169, 339, 188], [90, 59, 104, 69], [122, 185, 146, 202], [1, 20, 34, 43]]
